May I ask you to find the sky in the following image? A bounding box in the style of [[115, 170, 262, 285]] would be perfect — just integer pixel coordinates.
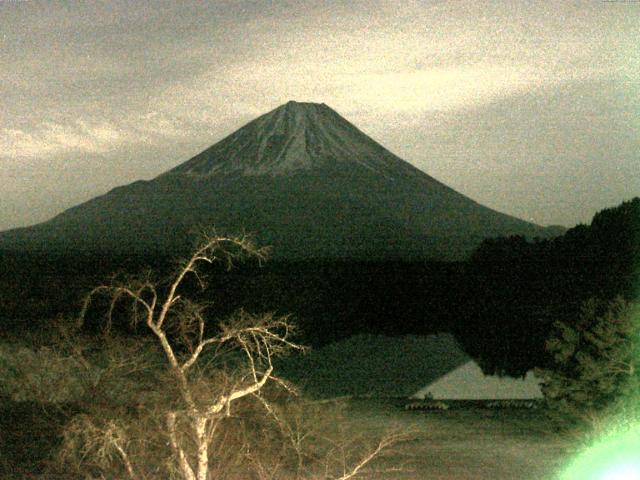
[[1, 0, 638, 231]]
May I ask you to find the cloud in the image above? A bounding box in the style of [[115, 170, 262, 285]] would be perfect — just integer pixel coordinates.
[[330, 65, 560, 113], [0, 59, 607, 163], [3, 0, 633, 162], [0, 123, 112, 159], [0, 113, 193, 160], [147, 55, 603, 134]]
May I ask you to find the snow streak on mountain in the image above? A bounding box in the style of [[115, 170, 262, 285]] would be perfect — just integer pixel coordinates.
[[169, 102, 399, 176]]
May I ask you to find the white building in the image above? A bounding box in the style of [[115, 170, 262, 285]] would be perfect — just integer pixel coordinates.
[[411, 359, 543, 400]]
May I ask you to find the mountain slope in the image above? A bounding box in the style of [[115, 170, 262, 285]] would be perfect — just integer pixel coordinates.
[[164, 101, 441, 179], [0, 101, 561, 260]]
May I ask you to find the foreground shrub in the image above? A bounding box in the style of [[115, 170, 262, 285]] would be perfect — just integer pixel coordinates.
[[0, 342, 89, 403]]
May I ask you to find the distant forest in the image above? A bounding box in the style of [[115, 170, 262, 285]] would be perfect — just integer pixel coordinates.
[[0, 197, 638, 376], [459, 197, 639, 375]]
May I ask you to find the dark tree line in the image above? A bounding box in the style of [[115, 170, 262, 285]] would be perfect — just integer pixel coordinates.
[[1, 198, 637, 379], [455, 197, 640, 376]]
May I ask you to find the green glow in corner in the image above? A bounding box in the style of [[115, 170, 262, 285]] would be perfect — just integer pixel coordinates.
[[559, 426, 640, 480]]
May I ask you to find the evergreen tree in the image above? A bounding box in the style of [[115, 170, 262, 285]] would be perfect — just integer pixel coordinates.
[[536, 297, 640, 427]]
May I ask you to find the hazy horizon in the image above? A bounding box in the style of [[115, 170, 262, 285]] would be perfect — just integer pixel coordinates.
[[2, 1, 638, 231]]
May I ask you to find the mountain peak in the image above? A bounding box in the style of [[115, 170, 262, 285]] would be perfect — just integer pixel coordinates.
[[282, 100, 326, 108], [163, 101, 411, 178]]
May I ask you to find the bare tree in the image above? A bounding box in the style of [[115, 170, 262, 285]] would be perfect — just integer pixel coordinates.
[[73, 234, 301, 480], [56, 234, 411, 480]]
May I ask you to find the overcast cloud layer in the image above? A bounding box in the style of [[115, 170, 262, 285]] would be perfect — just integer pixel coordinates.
[[1, 0, 638, 230]]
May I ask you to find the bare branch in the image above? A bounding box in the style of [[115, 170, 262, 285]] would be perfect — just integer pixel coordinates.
[[180, 337, 221, 373], [166, 411, 196, 480], [206, 365, 274, 417], [78, 285, 113, 328], [333, 431, 412, 480], [79, 283, 154, 335], [111, 434, 138, 480], [155, 234, 261, 330]]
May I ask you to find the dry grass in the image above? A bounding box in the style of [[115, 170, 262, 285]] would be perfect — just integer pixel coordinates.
[[335, 399, 574, 480], [1, 396, 577, 479]]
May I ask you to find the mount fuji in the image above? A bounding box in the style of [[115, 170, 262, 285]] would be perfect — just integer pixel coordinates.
[[0, 101, 562, 260]]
